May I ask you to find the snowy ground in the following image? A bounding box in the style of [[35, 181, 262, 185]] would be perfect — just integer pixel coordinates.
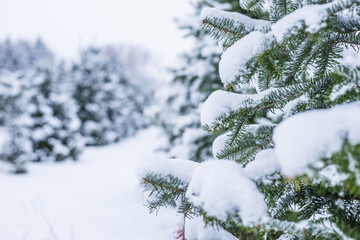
[[0, 128, 177, 240]]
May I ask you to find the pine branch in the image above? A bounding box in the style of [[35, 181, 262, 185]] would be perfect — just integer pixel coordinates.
[[240, 0, 265, 14], [327, 0, 360, 16], [269, 0, 298, 22], [313, 42, 342, 79], [202, 17, 246, 47], [330, 15, 360, 34], [217, 125, 274, 164], [141, 173, 187, 213], [206, 78, 325, 132], [286, 38, 318, 79]]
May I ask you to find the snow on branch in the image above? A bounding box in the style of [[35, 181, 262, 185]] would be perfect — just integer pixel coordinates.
[[271, 4, 329, 42], [270, 0, 360, 42], [201, 7, 271, 33], [185, 217, 238, 240], [244, 149, 280, 180], [212, 0, 360, 87], [200, 7, 271, 51], [186, 160, 268, 225], [138, 158, 199, 183], [219, 31, 275, 86], [200, 89, 277, 128], [212, 131, 232, 159], [273, 101, 360, 177]]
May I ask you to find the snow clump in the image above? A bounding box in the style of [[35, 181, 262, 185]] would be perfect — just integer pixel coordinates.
[[186, 160, 268, 225]]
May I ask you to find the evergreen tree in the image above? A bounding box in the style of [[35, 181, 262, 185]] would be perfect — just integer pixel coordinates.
[[0, 40, 82, 172], [71, 46, 151, 146], [142, 0, 360, 239], [159, 0, 246, 162], [23, 63, 83, 162], [0, 71, 32, 173]]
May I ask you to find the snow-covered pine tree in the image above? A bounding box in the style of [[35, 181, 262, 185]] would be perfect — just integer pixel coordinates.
[[23, 63, 83, 162], [0, 39, 83, 172], [0, 70, 31, 173], [141, 0, 360, 239], [71, 46, 151, 146]]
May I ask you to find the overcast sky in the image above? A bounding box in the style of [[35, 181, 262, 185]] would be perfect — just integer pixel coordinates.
[[0, 0, 194, 64]]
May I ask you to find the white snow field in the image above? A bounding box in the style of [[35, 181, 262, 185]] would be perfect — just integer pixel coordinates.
[[0, 127, 177, 240]]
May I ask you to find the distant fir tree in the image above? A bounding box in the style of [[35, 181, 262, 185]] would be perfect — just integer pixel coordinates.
[[71, 46, 151, 146], [142, 0, 360, 239], [159, 0, 248, 162], [158, 0, 265, 162], [0, 39, 83, 172], [23, 63, 83, 163], [0, 70, 31, 173]]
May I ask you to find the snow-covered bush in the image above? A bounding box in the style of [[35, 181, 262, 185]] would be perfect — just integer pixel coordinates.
[[142, 0, 360, 238], [71, 46, 152, 146]]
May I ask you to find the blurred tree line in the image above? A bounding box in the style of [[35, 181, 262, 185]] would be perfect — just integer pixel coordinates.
[[0, 39, 152, 173]]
